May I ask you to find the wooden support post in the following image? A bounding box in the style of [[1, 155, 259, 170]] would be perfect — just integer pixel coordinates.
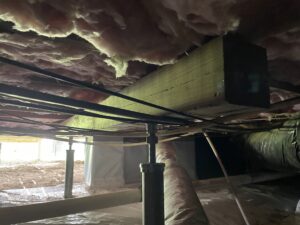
[[67, 35, 269, 130]]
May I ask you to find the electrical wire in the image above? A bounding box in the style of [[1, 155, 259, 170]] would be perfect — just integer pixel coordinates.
[[0, 56, 208, 122], [0, 83, 189, 125], [0, 55, 299, 131], [0, 96, 176, 125], [203, 132, 251, 225], [0, 91, 298, 140]]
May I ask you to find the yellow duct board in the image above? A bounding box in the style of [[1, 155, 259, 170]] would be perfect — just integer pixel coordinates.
[[67, 35, 269, 130], [0, 136, 40, 143]]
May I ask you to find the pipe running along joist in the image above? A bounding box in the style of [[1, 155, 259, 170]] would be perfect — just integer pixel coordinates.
[[0, 83, 189, 125], [0, 55, 201, 121], [0, 97, 298, 146]]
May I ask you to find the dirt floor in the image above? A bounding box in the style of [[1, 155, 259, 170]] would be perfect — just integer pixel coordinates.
[[0, 161, 84, 190]]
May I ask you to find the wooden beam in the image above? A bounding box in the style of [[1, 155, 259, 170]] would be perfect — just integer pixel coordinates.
[[0, 136, 40, 142], [0, 189, 141, 225], [67, 36, 269, 130]]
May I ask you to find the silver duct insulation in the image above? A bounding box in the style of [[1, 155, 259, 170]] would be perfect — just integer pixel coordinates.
[[157, 142, 209, 225], [244, 119, 300, 171]]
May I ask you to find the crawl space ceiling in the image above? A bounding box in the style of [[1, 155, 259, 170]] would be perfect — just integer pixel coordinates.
[[0, 0, 299, 131]]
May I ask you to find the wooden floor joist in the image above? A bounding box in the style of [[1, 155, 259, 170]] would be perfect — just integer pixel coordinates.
[[67, 36, 269, 130]]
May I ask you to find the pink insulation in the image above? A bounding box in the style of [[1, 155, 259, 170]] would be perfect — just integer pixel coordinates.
[[0, 32, 146, 99], [0, 0, 299, 128], [0, 0, 299, 79]]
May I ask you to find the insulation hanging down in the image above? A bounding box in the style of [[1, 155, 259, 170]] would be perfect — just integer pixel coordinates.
[[243, 119, 300, 171]]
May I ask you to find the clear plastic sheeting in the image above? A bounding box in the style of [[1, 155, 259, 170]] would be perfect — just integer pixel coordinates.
[[244, 119, 300, 171], [85, 136, 125, 189], [17, 203, 142, 225], [196, 176, 300, 225], [157, 142, 209, 225], [0, 184, 88, 208], [2, 175, 300, 224], [0, 139, 85, 164]]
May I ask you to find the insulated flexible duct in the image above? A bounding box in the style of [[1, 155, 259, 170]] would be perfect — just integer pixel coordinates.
[[157, 142, 209, 225], [244, 119, 300, 171]]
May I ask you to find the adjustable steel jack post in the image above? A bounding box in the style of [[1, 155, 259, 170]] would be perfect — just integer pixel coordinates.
[[64, 137, 75, 198], [140, 123, 165, 225]]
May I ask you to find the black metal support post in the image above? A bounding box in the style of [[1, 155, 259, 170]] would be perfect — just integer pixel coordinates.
[[64, 137, 75, 198], [140, 123, 165, 225]]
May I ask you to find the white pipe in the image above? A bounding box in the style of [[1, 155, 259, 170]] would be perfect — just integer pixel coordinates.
[[203, 132, 251, 225]]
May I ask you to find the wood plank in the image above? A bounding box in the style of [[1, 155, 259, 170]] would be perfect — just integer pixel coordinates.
[[0, 189, 141, 225], [0, 136, 40, 142], [67, 36, 269, 130]]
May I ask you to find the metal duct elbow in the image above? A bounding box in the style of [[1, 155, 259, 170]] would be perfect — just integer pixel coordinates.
[[157, 142, 209, 225]]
